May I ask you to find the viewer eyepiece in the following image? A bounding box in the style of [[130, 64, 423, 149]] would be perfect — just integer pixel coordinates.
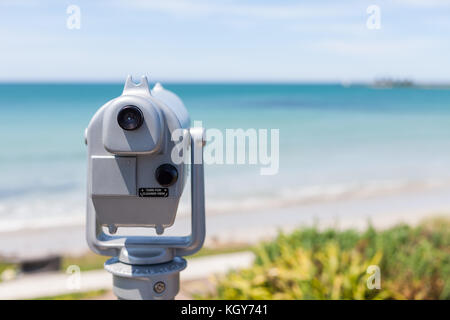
[[117, 105, 144, 131], [155, 164, 179, 187], [86, 76, 206, 300]]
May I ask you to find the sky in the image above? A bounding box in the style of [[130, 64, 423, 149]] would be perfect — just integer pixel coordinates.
[[1, 0, 450, 83]]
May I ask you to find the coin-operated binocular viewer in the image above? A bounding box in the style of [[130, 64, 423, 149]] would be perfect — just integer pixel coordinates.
[[85, 76, 205, 300]]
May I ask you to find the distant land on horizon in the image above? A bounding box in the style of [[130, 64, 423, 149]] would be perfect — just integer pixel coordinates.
[[0, 80, 450, 89]]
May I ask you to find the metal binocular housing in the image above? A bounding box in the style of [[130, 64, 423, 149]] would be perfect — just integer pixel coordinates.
[[85, 75, 205, 300]]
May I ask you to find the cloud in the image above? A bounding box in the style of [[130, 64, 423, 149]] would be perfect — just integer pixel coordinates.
[[0, 0, 40, 7], [314, 37, 443, 57], [393, 0, 450, 7], [116, 0, 355, 20]]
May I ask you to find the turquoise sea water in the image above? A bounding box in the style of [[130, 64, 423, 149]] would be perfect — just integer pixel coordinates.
[[1, 83, 450, 230]]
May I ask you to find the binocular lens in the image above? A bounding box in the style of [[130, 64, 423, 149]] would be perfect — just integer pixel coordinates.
[[117, 105, 144, 131], [155, 164, 178, 187]]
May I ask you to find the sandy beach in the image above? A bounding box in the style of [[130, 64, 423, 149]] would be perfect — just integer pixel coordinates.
[[2, 182, 449, 263]]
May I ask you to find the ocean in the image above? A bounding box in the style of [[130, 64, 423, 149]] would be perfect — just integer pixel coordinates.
[[1, 83, 450, 232]]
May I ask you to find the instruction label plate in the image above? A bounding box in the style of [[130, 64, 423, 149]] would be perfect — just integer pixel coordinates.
[[138, 188, 169, 197]]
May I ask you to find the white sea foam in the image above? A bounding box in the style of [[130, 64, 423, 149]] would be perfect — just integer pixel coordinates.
[[0, 193, 85, 232], [179, 178, 450, 217], [1, 178, 447, 233]]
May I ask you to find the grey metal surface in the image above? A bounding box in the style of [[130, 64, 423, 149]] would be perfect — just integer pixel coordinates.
[[86, 76, 205, 255], [87, 76, 187, 233], [102, 95, 163, 155], [91, 156, 136, 196], [85, 75, 206, 300], [106, 256, 187, 300]]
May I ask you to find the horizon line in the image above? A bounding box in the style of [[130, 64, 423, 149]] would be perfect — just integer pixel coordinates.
[[1, 76, 450, 86]]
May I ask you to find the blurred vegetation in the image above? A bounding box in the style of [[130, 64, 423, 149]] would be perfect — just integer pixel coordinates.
[[0, 263, 17, 283], [61, 244, 251, 272], [190, 244, 251, 259], [0, 243, 252, 283], [207, 218, 450, 300], [0, 263, 16, 275], [62, 252, 107, 272], [32, 289, 107, 300]]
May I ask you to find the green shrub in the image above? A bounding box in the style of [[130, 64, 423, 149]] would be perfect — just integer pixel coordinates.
[[207, 218, 450, 300]]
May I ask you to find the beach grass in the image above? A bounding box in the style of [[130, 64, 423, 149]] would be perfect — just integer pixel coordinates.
[[61, 243, 252, 272], [2, 218, 449, 300], [62, 252, 107, 272], [190, 244, 252, 259], [0, 242, 252, 285], [0, 263, 16, 274], [32, 289, 107, 300], [0, 263, 17, 282], [205, 217, 450, 300]]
